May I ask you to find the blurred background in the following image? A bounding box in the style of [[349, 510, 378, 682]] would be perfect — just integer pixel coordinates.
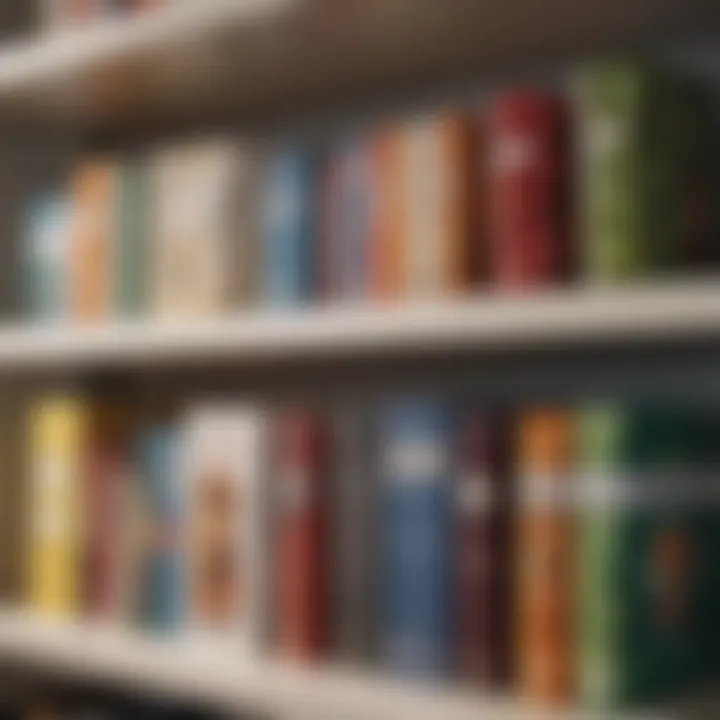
[[0, 1, 719, 719]]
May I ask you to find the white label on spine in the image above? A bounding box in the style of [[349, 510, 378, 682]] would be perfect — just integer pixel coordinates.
[[520, 469, 720, 510], [386, 440, 446, 484], [457, 472, 494, 515]]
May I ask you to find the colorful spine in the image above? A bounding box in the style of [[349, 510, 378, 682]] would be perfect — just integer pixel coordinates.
[[467, 113, 489, 288], [193, 141, 261, 311], [257, 420, 277, 653], [114, 155, 150, 318], [83, 435, 127, 620], [320, 138, 377, 302], [488, 92, 571, 289], [70, 159, 116, 323], [578, 408, 699, 708], [577, 407, 631, 708], [274, 411, 331, 661], [576, 66, 649, 281], [149, 144, 188, 317], [454, 410, 512, 687], [82, 404, 137, 621], [578, 65, 720, 279], [183, 406, 265, 651], [27, 396, 87, 618], [151, 141, 249, 318], [517, 409, 576, 703], [23, 192, 71, 321], [331, 405, 378, 663], [231, 144, 264, 309], [115, 458, 149, 626], [263, 148, 317, 307], [137, 426, 184, 633], [384, 116, 472, 298], [370, 129, 404, 300], [381, 400, 453, 678]]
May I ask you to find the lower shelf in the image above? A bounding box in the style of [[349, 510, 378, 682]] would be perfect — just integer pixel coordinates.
[[0, 610, 706, 720]]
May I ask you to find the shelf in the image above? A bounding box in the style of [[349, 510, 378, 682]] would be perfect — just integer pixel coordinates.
[[0, 281, 718, 373], [0, 0, 719, 139], [0, 0, 295, 136], [0, 610, 696, 720], [0, 610, 522, 719]]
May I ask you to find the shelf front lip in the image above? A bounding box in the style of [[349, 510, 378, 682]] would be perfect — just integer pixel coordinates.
[[0, 610, 695, 720], [0, 281, 720, 372], [0, 611, 524, 720]]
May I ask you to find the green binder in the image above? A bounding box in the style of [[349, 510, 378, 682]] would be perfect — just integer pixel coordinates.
[[577, 64, 720, 281], [578, 407, 699, 709]]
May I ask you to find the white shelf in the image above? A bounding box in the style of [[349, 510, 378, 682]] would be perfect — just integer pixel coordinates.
[[0, 610, 692, 720], [0, 0, 294, 91], [0, 0, 717, 137], [0, 0, 296, 133], [0, 281, 718, 372]]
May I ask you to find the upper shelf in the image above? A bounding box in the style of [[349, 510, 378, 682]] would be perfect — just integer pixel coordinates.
[[0, 281, 719, 373], [0, 0, 719, 139]]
